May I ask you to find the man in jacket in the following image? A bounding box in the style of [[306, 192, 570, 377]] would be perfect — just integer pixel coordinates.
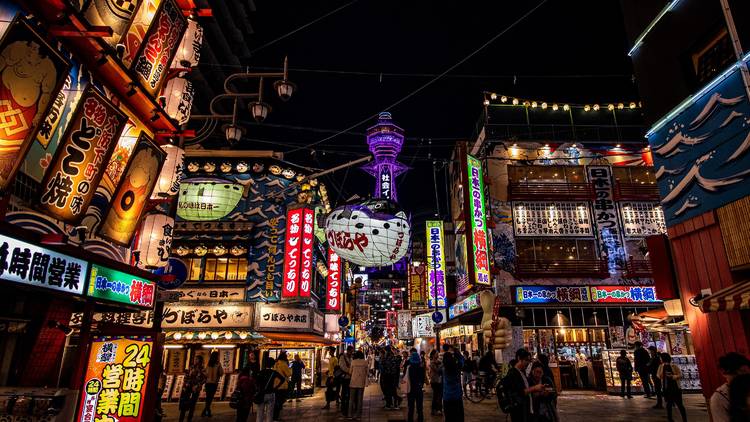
[[710, 352, 750, 422], [381, 346, 403, 409], [339, 346, 354, 416], [648, 346, 663, 408], [502, 348, 544, 422], [405, 350, 426, 422], [616, 350, 633, 399], [634, 341, 653, 397]]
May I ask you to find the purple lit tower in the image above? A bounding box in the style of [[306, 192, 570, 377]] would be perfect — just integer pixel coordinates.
[[361, 112, 409, 202]]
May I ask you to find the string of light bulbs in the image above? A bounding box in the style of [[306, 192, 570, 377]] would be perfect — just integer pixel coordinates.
[[483, 92, 642, 112]]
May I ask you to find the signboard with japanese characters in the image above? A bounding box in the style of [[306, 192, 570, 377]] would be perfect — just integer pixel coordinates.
[[587, 166, 626, 275], [619, 202, 667, 238], [326, 249, 341, 311], [466, 155, 491, 286], [255, 304, 316, 332], [281, 208, 303, 298], [178, 287, 246, 302], [412, 313, 436, 338], [379, 167, 392, 200], [0, 234, 87, 296], [86, 264, 155, 309], [448, 293, 480, 320], [385, 310, 397, 328], [397, 310, 413, 340], [513, 285, 661, 304], [39, 88, 128, 223], [70, 311, 154, 328], [425, 220, 447, 308], [408, 262, 426, 309], [78, 336, 152, 422], [513, 201, 593, 237], [299, 208, 314, 297], [162, 304, 252, 328]]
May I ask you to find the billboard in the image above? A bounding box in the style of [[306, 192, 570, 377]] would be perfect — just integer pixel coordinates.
[[281, 208, 303, 298], [87, 264, 155, 309], [466, 155, 491, 286], [299, 208, 314, 297], [425, 220, 447, 308], [513, 285, 661, 304]]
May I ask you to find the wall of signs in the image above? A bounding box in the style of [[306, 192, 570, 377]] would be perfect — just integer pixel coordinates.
[[513, 201, 593, 237], [620, 202, 667, 237], [162, 304, 252, 328], [87, 264, 155, 309], [513, 285, 661, 304], [466, 155, 491, 286]]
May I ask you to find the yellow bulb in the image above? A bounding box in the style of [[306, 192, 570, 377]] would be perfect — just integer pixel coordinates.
[[584, 105, 591, 112], [617, 103, 624, 110], [501, 96, 508, 103], [512, 98, 519, 105], [563, 104, 570, 111], [531, 101, 537, 108], [490, 93, 497, 100], [593, 104, 600, 111], [552, 104, 558, 111], [629, 102, 636, 109], [607, 104, 615, 111], [541, 102, 548, 109], [483, 99, 490, 106]]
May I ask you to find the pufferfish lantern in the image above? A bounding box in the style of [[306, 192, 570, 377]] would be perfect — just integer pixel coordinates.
[[324, 199, 410, 267]]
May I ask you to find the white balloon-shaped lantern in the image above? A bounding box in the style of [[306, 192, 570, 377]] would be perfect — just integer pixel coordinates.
[[324, 199, 410, 267], [136, 213, 175, 269], [151, 144, 185, 198], [162, 76, 194, 126], [173, 18, 203, 68]]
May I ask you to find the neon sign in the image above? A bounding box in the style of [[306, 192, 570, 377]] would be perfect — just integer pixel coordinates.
[[467, 154, 491, 286], [425, 220, 447, 308]]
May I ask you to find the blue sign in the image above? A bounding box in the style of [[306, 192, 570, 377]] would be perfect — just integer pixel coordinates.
[[154, 258, 188, 290], [513, 285, 660, 304], [648, 56, 750, 226], [338, 316, 349, 327], [432, 311, 443, 323]]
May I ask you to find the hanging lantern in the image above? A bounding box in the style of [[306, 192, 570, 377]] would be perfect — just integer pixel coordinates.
[[151, 144, 185, 198], [172, 18, 203, 68], [212, 244, 227, 256], [136, 213, 175, 269], [162, 76, 194, 125]]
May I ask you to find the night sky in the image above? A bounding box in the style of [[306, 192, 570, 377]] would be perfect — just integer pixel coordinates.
[[206, 0, 639, 221]]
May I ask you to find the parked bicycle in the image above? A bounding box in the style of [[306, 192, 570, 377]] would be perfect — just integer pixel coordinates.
[[463, 373, 500, 403]]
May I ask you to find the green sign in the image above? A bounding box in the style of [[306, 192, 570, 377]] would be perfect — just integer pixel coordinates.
[[466, 155, 491, 286], [86, 264, 155, 309]]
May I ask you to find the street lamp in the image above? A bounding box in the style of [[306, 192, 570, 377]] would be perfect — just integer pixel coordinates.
[[250, 101, 271, 123], [224, 124, 245, 145]]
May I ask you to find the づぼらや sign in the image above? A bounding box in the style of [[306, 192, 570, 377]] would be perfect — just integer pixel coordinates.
[[87, 264, 155, 309]]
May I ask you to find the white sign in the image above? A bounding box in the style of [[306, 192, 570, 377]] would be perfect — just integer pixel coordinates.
[[313, 311, 324, 334], [513, 201, 593, 237], [412, 313, 436, 338], [325, 313, 340, 333], [620, 202, 666, 238], [178, 287, 246, 301], [397, 310, 413, 340], [0, 234, 88, 295], [162, 304, 253, 328], [255, 304, 312, 332]]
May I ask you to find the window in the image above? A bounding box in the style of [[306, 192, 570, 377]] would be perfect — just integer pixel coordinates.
[[187, 258, 202, 281], [509, 165, 585, 183], [613, 167, 656, 185], [691, 29, 735, 85], [202, 258, 248, 281], [516, 239, 596, 261]]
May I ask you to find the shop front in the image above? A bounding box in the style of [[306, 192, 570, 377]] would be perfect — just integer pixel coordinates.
[[440, 293, 482, 354]]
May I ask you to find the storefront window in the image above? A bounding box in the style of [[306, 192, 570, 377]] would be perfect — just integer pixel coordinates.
[[187, 258, 202, 281], [203, 258, 248, 281], [613, 167, 656, 185], [517, 239, 596, 261], [509, 165, 586, 183]]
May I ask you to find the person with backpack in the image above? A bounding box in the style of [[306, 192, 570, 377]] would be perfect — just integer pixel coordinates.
[[255, 357, 284, 422], [711, 352, 750, 422], [348, 350, 369, 420], [428, 349, 443, 416], [615, 350, 634, 398], [501, 348, 543, 422], [441, 344, 464, 422], [403, 349, 426, 422], [233, 367, 256, 422], [202, 351, 224, 417], [179, 356, 206, 422], [658, 353, 688, 422], [272, 352, 292, 421]]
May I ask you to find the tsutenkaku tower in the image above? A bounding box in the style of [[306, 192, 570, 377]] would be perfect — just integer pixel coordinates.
[[361, 112, 409, 202]]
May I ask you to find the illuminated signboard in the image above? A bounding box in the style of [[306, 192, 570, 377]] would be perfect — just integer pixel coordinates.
[[513, 285, 661, 304], [513, 201, 593, 237], [78, 336, 152, 422], [385, 311, 397, 328], [408, 263, 426, 309], [326, 249, 341, 312], [176, 179, 244, 221], [448, 293, 480, 320], [0, 234, 87, 296], [392, 288, 403, 309], [87, 264, 155, 309], [281, 208, 303, 298], [425, 221, 447, 308], [466, 155, 491, 286], [299, 208, 314, 297]]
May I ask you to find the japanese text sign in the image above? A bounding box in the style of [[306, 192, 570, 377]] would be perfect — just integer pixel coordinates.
[[87, 264, 155, 309], [513, 201, 593, 237], [513, 285, 661, 304], [78, 336, 152, 422], [255, 304, 313, 332], [178, 287, 246, 301], [466, 155, 491, 286], [299, 208, 314, 297], [412, 313, 436, 338], [161, 304, 252, 328], [326, 248, 341, 311], [397, 310, 413, 340], [587, 166, 625, 275], [282, 208, 303, 298], [425, 221, 447, 308], [448, 293, 480, 320], [39, 88, 127, 223], [385, 311, 397, 328], [0, 233, 87, 296], [620, 202, 666, 238], [408, 262, 426, 309]]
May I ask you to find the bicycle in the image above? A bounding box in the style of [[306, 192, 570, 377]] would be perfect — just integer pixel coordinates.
[[463, 373, 500, 403]]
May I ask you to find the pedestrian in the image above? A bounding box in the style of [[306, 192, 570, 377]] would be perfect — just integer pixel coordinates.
[[502, 348, 544, 422], [235, 367, 256, 422], [272, 351, 292, 421], [634, 341, 653, 398], [374, 349, 382, 380], [322, 347, 339, 410], [478, 350, 499, 393], [255, 357, 284, 422], [289, 354, 306, 401], [648, 346, 664, 409], [729, 373, 750, 422], [537, 354, 555, 391], [202, 351, 224, 417], [615, 350, 633, 398], [658, 353, 688, 422], [711, 352, 750, 422], [248, 349, 260, 376], [381, 346, 402, 409], [339, 346, 354, 416], [441, 344, 464, 422], [367, 351, 375, 379], [348, 350, 369, 420], [179, 355, 206, 422], [428, 349, 443, 415], [404, 349, 426, 422], [529, 361, 559, 422]]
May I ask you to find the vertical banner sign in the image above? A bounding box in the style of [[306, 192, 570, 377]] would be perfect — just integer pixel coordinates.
[[379, 166, 392, 200], [281, 208, 303, 298], [39, 88, 127, 223], [408, 263, 426, 309], [392, 288, 403, 309], [0, 18, 71, 191], [385, 311, 397, 328], [587, 166, 625, 275], [326, 249, 341, 311], [425, 221, 447, 308], [99, 135, 166, 246], [299, 208, 315, 297], [397, 310, 413, 340], [466, 155, 491, 286], [131, 0, 187, 95], [78, 336, 152, 422]]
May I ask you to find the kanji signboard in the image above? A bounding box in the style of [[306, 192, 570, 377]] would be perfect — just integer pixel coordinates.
[[408, 263, 426, 309], [513, 285, 661, 304], [255, 304, 320, 332], [87, 264, 155, 309], [326, 249, 341, 312], [425, 221, 447, 308], [466, 155, 491, 286], [78, 336, 152, 422], [161, 304, 252, 328], [587, 166, 625, 275], [0, 234, 87, 296], [299, 208, 314, 297], [513, 201, 593, 237], [282, 208, 303, 298]]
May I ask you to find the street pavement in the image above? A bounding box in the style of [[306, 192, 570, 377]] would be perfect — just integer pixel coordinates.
[[163, 383, 710, 422]]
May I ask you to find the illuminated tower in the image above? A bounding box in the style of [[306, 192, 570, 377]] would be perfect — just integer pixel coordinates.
[[361, 112, 409, 202]]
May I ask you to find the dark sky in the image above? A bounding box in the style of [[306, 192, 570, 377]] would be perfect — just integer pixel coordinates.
[[209, 0, 638, 220]]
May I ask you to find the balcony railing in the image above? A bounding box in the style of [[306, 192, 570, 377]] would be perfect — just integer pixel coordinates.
[[623, 259, 653, 278], [613, 182, 660, 201], [515, 259, 610, 278], [508, 182, 595, 201]]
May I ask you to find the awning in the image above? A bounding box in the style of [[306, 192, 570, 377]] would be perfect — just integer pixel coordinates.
[[699, 280, 750, 312], [258, 331, 337, 346]]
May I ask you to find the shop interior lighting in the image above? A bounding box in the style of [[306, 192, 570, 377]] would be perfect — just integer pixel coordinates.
[[165, 345, 184, 349], [202, 344, 237, 349], [628, 0, 682, 56]]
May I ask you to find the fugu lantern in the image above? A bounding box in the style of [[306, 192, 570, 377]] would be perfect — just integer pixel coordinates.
[[173, 18, 203, 68], [162, 76, 194, 125], [324, 199, 410, 267], [136, 213, 175, 269], [151, 144, 185, 198]]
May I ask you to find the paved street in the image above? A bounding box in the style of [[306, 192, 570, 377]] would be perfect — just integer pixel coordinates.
[[163, 383, 710, 422]]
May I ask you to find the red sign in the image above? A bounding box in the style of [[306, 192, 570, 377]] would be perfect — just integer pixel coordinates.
[[392, 288, 403, 309], [386, 311, 398, 328], [282, 208, 303, 298], [326, 248, 341, 311], [299, 208, 315, 297]]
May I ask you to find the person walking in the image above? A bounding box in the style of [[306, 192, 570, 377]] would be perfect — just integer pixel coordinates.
[[711, 352, 750, 422], [247, 349, 260, 376], [404, 350, 426, 422], [202, 351, 224, 417], [381, 346, 402, 409], [658, 353, 688, 422], [367, 351, 375, 380], [255, 358, 284, 422], [428, 349, 443, 416], [179, 356, 206, 422], [289, 354, 305, 401], [648, 346, 664, 409], [529, 361, 559, 422], [322, 347, 339, 410], [441, 344, 464, 422], [634, 342, 653, 398], [615, 350, 633, 398], [461, 350, 474, 394], [502, 349, 544, 422], [339, 346, 354, 416], [235, 367, 256, 422], [272, 352, 292, 421], [348, 350, 369, 420]]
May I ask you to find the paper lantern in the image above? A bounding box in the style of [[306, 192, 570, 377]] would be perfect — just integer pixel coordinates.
[[162, 76, 194, 126], [172, 18, 203, 68], [151, 144, 185, 198], [177, 178, 244, 221], [325, 199, 410, 267], [136, 213, 175, 269]]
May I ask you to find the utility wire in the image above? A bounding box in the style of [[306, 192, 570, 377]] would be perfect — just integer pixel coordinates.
[[284, 0, 550, 154]]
